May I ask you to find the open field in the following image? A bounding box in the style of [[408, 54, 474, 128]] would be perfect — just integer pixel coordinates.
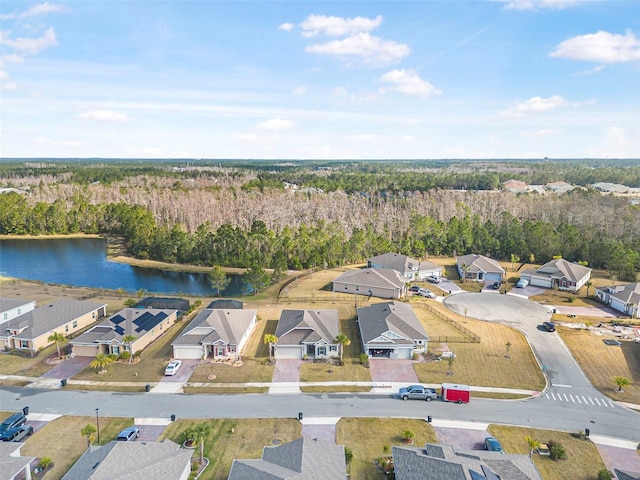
[[20, 415, 133, 480], [488, 424, 608, 480], [159, 418, 301, 480], [337, 417, 438, 479], [558, 327, 640, 405]]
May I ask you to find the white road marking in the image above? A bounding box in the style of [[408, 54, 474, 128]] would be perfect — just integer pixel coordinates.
[[588, 397, 595, 405], [608, 400, 615, 408], [575, 395, 582, 404], [552, 384, 572, 388], [594, 398, 602, 406]]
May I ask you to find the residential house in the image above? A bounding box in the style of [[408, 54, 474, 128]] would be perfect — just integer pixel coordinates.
[[274, 309, 340, 359], [0, 442, 35, 480], [546, 181, 575, 194], [0, 299, 107, 354], [503, 179, 530, 194], [0, 298, 36, 325], [228, 437, 346, 480], [393, 443, 542, 480], [332, 268, 407, 300], [357, 301, 429, 359], [171, 308, 257, 360], [206, 299, 243, 309], [595, 283, 640, 318], [367, 253, 443, 281], [70, 307, 179, 357], [456, 254, 505, 283], [614, 469, 640, 480], [133, 297, 189, 314], [520, 258, 592, 293], [61, 440, 192, 480]]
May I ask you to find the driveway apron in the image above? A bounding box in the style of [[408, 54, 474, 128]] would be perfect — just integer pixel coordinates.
[[369, 359, 419, 383], [595, 444, 640, 473], [272, 359, 302, 383], [159, 359, 198, 383], [434, 426, 491, 451], [42, 356, 92, 379]]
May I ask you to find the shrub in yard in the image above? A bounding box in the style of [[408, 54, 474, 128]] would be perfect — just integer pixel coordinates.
[[119, 351, 131, 360], [548, 440, 567, 460], [597, 469, 614, 480], [344, 446, 353, 464], [38, 457, 53, 469], [359, 353, 369, 365], [567, 296, 575, 303]]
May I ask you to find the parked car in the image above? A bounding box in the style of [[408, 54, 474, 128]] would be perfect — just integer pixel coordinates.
[[418, 288, 435, 298], [491, 281, 501, 290], [427, 276, 441, 284], [399, 385, 438, 401], [516, 278, 529, 288], [116, 426, 140, 442], [543, 321, 556, 332], [484, 436, 504, 453], [409, 285, 421, 293], [0, 425, 33, 442], [164, 360, 182, 376], [0, 413, 26, 435]]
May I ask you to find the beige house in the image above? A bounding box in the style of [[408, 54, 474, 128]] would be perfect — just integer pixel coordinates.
[[332, 268, 407, 300], [367, 253, 442, 281], [595, 283, 640, 318], [274, 309, 340, 359], [520, 258, 592, 293], [0, 298, 36, 326], [70, 308, 178, 357], [0, 299, 107, 354], [456, 254, 504, 283]]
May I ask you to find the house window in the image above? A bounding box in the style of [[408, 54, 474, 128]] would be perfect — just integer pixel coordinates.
[[65, 325, 69, 332], [112, 346, 120, 355], [317, 346, 326, 356], [229, 346, 236, 353], [20, 340, 29, 349], [2, 313, 6, 321], [329, 345, 337, 352], [73, 320, 78, 328]]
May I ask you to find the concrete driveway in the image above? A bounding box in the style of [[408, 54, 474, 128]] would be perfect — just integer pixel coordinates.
[[551, 305, 622, 318], [272, 359, 302, 383], [439, 278, 463, 295], [369, 359, 419, 384], [42, 356, 92, 379], [159, 359, 198, 383], [507, 285, 546, 298]]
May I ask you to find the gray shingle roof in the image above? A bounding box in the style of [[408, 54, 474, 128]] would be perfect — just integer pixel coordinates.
[[172, 308, 257, 347], [333, 268, 406, 289], [600, 282, 640, 305], [357, 301, 428, 345], [1, 299, 107, 340], [275, 310, 339, 347], [0, 442, 34, 480], [228, 437, 346, 480], [0, 297, 35, 313], [456, 255, 504, 275], [61, 440, 192, 480], [367, 253, 441, 276], [536, 258, 591, 282]]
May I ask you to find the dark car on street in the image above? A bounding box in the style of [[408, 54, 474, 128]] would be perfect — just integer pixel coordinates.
[[543, 321, 556, 332]]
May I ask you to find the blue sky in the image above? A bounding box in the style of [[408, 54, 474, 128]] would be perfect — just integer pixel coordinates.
[[1, 0, 639, 159]]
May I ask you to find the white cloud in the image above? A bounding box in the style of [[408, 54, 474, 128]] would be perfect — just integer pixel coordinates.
[[0, 28, 57, 54], [0, 2, 66, 20], [551, 30, 640, 63], [379, 69, 441, 98], [301, 14, 383, 38], [256, 118, 295, 131], [278, 22, 294, 32], [519, 128, 561, 137], [500, 95, 571, 117], [401, 135, 415, 142], [503, 0, 582, 10], [607, 126, 631, 146], [78, 110, 129, 122], [306, 32, 410, 67], [291, 86, 306, 96], [0, 54, 24, 66], [36, 137, 85, 148], [331, 86, 348, 95]]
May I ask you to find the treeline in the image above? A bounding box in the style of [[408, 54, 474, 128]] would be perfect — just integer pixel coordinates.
[[1, 192, 638, 281]]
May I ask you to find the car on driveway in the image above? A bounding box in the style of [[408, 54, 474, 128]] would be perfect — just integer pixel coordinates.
[[427, 276, 441, 284], [0, 413, 26, 435], [543, 321, 556, 332], [484, 436, 504, 453], [491, 281, 501, 290], [418, 288, 435, 298], [116, 426, 140, 442], [399, 385, 438, 401], [410, 285, 421, 293], [516, 278, 529, 288], [0, 425, 33, 442], [164, 360, 182, 376]]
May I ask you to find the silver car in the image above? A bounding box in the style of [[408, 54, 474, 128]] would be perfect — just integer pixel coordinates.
[[399, 385, 438, 401]]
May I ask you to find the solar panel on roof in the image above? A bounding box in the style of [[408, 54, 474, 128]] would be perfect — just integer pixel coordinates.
[[111, 315, 125, 325], [481, 465, 500, 480], [114, 325, 124, 335], [134, 311, 168, 333], [470, 470, 488, 480]]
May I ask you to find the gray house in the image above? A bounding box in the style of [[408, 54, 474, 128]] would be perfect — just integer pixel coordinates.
[[0, 442, 34, 480], [228, 437, 346, 480], [171, 308, 257, 360], [357, 301, 428, 359], [393, 443, 542, 480], [61, 440, 192, 480], [332, 268, 407, 300], [520, 258, 592, 293], [595, 283, 640, 318], [456, 254, 504, 283], [274, 309, 340, 359], [367, 253, 442, 281], [0, 298, 36, 326]]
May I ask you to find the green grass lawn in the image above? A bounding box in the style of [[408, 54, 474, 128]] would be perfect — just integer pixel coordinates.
[[159, 418, 301, 480], [0, 343, 58, 377], [488, 424, 608, 480]]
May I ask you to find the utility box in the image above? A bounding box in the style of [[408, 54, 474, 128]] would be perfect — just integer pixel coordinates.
[[441, 383, 470, 404]]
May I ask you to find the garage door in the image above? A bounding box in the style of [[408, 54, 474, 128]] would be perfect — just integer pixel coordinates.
[[275, 346, 301, 359], [173, 346, 202, 360]]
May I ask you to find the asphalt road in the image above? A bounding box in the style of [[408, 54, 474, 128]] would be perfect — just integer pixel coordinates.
[[3, 387, 640, 441]]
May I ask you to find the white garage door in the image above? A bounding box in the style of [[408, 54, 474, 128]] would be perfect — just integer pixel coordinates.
[[532, 277, 552, 288], [275, 346, 301, 359], [396, 348, 413, 360], [173, 346, 202, 360]]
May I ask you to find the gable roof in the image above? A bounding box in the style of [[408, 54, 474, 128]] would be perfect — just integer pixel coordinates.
[[536, 258, 592, 281], [1, 299, 107, 340], [333, 268, 406, 289], [0, 441, 34, 480], [456, 255, 504, 275], [599, 283, 640, 305], [275, 310, 339, 347], [206, 299, 244, 309], [61, 440, 192, 480], [614, 469, 640, 480], [393, 444, 542, 480], [0, 297, 35, 313], [172, 308, 257, 347], [367, 253, 441, 276], [357, 301, 428, 345], [228, 437, 346, 480], [71, 308, 177, 346]]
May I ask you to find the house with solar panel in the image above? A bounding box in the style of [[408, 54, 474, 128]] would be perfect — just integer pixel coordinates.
[[70, 307, 179, 358]]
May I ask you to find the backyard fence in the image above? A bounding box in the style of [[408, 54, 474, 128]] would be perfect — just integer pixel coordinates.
[[421, 303, 481, 344]]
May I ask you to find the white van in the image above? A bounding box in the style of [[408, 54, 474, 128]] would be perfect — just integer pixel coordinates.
[[516, 278, 529, 288]]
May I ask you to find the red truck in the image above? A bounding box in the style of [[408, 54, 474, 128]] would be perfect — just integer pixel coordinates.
[[441, 383, 470, 403]]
